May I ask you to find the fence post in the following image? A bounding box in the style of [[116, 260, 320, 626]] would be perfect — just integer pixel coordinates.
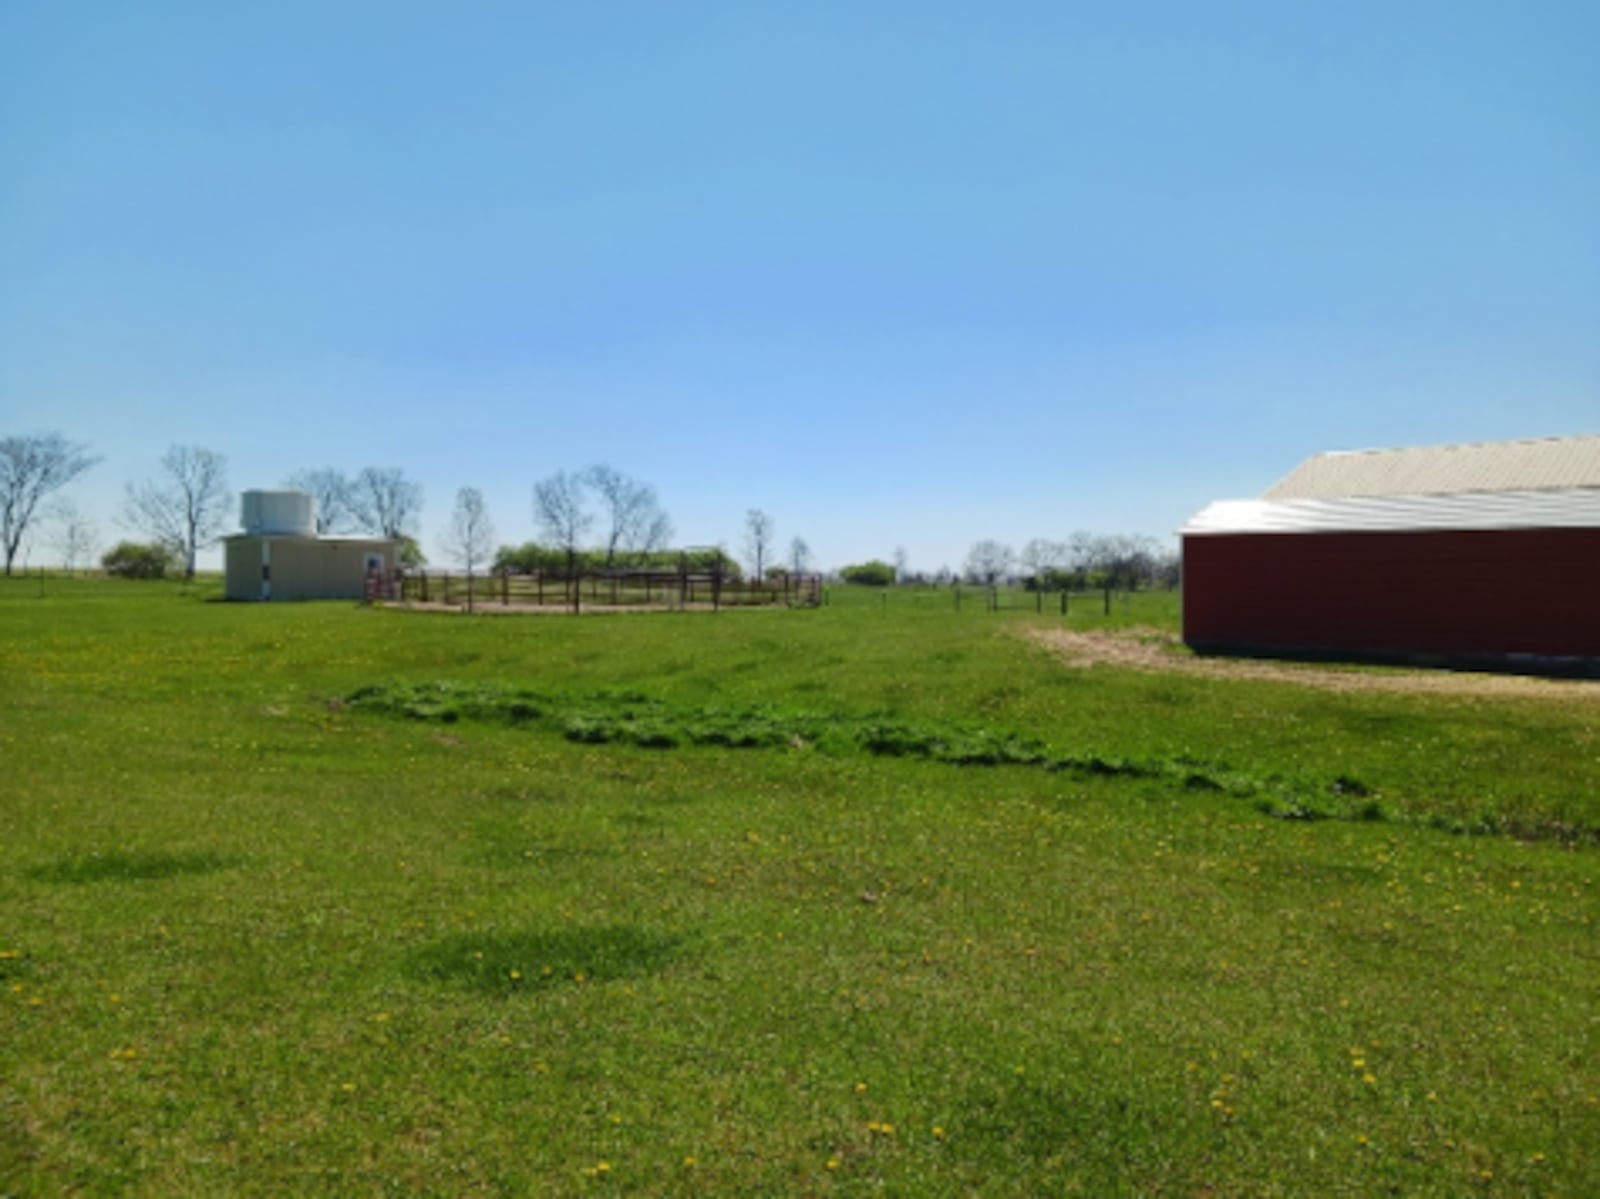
[[421, 572, 430, 603], [1104, 586, 1111, 616], [1060, 589, 1068, 616], [1035, 589, 1042, 613]]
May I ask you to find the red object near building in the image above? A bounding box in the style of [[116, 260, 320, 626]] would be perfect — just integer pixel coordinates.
[[1181, 436, 1600, 671]]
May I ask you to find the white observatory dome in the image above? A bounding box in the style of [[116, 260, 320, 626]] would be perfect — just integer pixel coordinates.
[[240, 490, 316, 537]]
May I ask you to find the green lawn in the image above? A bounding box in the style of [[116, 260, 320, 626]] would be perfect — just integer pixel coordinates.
[[2, 577, 1595, 1195]]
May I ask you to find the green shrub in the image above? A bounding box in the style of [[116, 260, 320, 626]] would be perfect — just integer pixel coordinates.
[[839, 559, 895, 585], [100, 541, 175, 579]]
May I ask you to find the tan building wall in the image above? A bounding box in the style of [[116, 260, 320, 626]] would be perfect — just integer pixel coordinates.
[[225, 536, 399, 601]]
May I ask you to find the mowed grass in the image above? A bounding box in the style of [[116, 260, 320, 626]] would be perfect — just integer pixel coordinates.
[[2, 576, 1596, 1195]]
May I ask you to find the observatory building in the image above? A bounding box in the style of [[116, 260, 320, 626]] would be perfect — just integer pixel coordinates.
[[223, 490, 399, 601]]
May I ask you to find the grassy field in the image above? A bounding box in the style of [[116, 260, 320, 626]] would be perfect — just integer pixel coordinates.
[[2, 577, 1595, 1195]]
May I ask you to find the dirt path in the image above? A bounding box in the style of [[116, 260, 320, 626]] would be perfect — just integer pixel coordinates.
[[1021, 626, 1600, 701]]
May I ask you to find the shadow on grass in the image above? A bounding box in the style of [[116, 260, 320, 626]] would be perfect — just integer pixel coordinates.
[[405, 925, 685, 995], [956, 1074, 1181, 1171], [26, 849, 239, 885]]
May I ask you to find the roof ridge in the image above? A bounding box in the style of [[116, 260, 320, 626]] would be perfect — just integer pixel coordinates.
[[1317, 433, 1600, 459], [1264, 435, 1600, 501]]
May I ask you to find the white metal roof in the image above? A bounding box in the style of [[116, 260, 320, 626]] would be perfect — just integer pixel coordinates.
[[1182, 488, 1600, 536], [1263, 435, 1600, 500]]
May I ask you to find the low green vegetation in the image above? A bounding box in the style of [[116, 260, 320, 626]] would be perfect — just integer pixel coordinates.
[[99, 540, 177, 579], [2, 575, 1595, 1195], [838, 560, 896, 586]]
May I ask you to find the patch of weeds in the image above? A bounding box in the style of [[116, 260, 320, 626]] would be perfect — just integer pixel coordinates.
[[27, 850, 238, 885], [404, 926, 684, 995], [343, 681, 1596, 841], [1255, 797, 1329, 823]]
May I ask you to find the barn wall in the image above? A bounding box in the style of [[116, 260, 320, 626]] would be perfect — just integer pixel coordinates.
[[1182, 527, 1600, 662]]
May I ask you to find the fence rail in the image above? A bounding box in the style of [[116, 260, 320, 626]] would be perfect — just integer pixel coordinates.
[[397, 569, 823, 612]]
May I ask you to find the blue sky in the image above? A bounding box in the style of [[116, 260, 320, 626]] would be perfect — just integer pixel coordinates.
[[4, 1, 1596, 573]]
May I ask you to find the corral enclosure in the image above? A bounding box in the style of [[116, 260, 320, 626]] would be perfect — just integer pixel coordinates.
[[399, 566, 823, 610], [1, 575, 1595, 1196]]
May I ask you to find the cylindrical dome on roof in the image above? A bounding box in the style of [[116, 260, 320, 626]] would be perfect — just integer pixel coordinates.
[[241, 490, 316, 537]]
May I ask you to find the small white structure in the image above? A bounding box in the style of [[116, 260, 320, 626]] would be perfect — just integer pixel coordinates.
[[240, 490, 317, 538], [224, 490, 399, 601]]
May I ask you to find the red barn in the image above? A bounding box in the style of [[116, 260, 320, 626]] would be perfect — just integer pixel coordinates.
[[1181, 436, 1600, 672]]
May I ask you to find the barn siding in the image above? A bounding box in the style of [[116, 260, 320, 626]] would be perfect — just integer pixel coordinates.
[[1182, 527, 1600, 662]]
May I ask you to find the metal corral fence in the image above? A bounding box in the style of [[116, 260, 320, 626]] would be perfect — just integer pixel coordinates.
[[878, 585, 1135, 614], [826, 584, 1170, 616], [395, 568, 823, 612]]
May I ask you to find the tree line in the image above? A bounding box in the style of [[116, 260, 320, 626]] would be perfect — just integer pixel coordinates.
[[2, 432, 797, 585], [838, 534, 1179, 590], [7, 430, 1174, 589], [0, 433, 438, 580]]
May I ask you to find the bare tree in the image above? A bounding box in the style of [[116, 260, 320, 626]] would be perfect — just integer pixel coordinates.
[[349, 467, 423, 539], [964, 539, 1014, 585], [1, 433, 99, 576], [48, 499, 98, 573], [788, 535, 812, 575], [1076, 533, 1164, 590], [1019, 538, 1070, 585], [745, 509, 775, 579], [533, 470, 592, 576], [123, 445, 232, 579], [636, 509, 674, 561], [585, 464, 673, 567], [893, 546, 908, 584], [442, 487, 496, 613], [284, 467, 355, 533]]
